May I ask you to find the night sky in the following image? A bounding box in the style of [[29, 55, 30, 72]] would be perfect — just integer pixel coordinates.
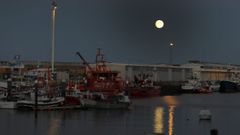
[[0, 0, 240, 64]]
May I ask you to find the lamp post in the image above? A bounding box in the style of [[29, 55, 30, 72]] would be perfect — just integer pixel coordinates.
[[169, 43, 175, 64], [51, 1, 57, 74]]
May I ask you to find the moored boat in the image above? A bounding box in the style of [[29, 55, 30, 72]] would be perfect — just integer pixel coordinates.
[[181, 79, 200, 93], [16, 97, 64, 110], [82, 92, 131, 109], [0, 91, 26, 109], [181, 79, 213, 94], [127, 86, 160, 98], [219, 81, 240, 93], [73, 49, 131, 109], [0, 100, 16, 109]]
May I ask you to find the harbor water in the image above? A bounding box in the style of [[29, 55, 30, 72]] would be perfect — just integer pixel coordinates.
[[1, 93, 240, 135]]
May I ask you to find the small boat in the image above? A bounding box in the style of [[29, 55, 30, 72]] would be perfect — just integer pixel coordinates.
[[64, 89, 85, 106], [16, 97, 64, 110], [128, 86, 160, 98], [208, 81, 220, 92], [82, 92, 131, 109], [0, 92, 25, 109], [181, 79, 201, 93], [0, 101, 16, 109], [181, 80, 213, 94], [219, 81, 240, 93], [194, 85, 212, 94], [0, 81, 7, 90], [199, 109, 212, 120], [126, 75, 161, 98], [16, 90, 65, 110]]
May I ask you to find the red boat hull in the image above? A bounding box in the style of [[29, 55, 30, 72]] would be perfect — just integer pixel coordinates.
[[128, 87, 161, 98]]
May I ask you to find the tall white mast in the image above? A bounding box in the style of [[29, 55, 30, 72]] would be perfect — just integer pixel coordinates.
[[51, 0, 57, 73]]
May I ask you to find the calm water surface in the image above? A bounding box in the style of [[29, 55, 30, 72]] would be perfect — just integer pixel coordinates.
[[1, 93, 240, 135]]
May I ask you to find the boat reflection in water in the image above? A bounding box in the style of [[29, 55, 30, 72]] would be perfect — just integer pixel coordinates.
[[47, 118, 61, 135], [154, 96, 178, 135]]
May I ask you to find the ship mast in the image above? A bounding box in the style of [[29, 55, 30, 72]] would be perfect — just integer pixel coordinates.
[[51, 0, 57, 74], [95, 48, 109, 72]]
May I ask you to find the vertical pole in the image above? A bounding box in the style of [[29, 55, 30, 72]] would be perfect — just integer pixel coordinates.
[[7, 78, 12, 101], [169, 46, 172, 64], [51, 1, 57, 74], [169, 43, 174, 65], [35, 80, 38, 111], [96, 48, 101, 70], [61, 80, 66, 97]]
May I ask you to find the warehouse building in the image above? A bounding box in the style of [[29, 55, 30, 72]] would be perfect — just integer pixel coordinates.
[[105, 61, 240, 82], [106, 63, 192, 82], [183, 61, 240, 81]]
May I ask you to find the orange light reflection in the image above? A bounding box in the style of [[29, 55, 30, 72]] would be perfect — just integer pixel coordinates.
[[168, 106, 175, 135], [154, 107, 164, 134], [48, 119, 61, 135]]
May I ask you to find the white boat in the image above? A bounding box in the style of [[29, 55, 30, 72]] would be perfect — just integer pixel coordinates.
[[0, 92, 7, 99], [0, 92, 17, 109], [208, 81, 220, 92], [16, 97, 65, 110], [181, 79, 201, 93], [29, 90, 51, 102], [0, 81, 7, 89], [82, 92, 131, 109], [0, 101, 16, 109], [199, 109, 212, 120]]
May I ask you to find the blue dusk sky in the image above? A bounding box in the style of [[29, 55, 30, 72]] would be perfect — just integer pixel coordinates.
[[0, 0, 240, 64]]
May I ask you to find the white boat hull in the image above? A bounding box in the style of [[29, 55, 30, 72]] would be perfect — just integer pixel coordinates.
[[16, 97, 65, 110], [199, 110, 212, 120], [83, 100, 130, 109], [0, 101, 16, 109]]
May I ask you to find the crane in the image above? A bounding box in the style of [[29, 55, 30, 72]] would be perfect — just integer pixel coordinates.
[[76, 52, 94, 73]]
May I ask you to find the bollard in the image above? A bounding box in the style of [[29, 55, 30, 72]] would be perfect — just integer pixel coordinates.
[[210, 129, 218, 135]]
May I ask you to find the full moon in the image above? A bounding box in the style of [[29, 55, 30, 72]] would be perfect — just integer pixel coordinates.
[[155, 20, 164, 29]]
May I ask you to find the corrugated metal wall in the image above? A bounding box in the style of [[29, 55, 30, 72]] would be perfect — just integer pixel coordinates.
[[200, 71, 229, 81], [125, 65, 191, 81]]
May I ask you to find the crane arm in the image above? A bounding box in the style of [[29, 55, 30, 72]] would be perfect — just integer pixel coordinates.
[[76, 52, 94, 73]]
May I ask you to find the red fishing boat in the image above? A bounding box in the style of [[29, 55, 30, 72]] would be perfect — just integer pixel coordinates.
[[76, 48, 124, 96], [126, 78, 161, 98], [65, 49, 130, 109], [128, 87, 161, 98]]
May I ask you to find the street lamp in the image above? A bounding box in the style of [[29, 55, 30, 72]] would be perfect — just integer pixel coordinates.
[[51, 1, 57, 74], [155, 20, 176, 65], [169, 42, 175, 64]]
